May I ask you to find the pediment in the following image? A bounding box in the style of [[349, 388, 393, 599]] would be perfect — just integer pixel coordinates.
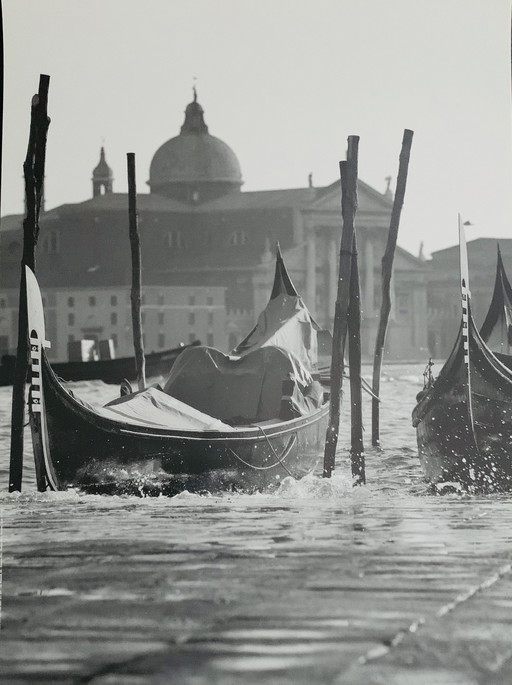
[[310, 179, 393, 214], [393, 245, 425, 270]]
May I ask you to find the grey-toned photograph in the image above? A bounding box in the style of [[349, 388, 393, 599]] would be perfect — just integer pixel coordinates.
[[1, 1, 512, 682]]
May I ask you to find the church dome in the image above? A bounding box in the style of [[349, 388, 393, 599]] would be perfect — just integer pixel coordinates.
[[148, 90, 242, 203]]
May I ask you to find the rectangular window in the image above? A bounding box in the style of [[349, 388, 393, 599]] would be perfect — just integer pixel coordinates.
[[110, 295, 117, 306], [141, 294, 146, 305], [188, 312, 195, 325], [68, 313, 75, 326], [111, 312, 118, 325], [0, 298, 6, 309], [188, 295, 195, 306], [188, 332, 196, 344], [89, 296, 96, 306], [67, 297, 74, 307], [158, 293, 164, 305], [397, 293, 410, 316], [141, 312, 146, 324], [207, 296, 213, 306], [208, 312, 214, 325], [158, 333, 165, 348], [158, 312, 164, 326], [207, 333, 214, 346]]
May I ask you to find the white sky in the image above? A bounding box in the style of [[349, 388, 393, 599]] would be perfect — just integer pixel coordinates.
[[2, 0, 511, 256]]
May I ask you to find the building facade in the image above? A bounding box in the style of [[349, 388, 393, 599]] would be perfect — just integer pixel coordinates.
[[0, 93, 428, 362]]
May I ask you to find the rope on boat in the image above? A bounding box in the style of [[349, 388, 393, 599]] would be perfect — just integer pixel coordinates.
[[226, 428, 296, 477]]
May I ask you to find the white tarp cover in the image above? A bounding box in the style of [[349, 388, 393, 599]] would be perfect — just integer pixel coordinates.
[[99, 386, 235, 431], [233, 293, 319, 371], [163, 345, 316, 424]]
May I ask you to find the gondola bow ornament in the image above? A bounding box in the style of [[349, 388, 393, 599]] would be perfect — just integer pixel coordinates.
[[26, 266, 58, 490]]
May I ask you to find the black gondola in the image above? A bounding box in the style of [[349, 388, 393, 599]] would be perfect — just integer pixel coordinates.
[[0, 341, 198, 387], [412, 226, 512, 492], [26, 248, 330, 495]]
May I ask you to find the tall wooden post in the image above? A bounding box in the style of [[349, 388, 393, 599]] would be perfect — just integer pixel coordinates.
[[371, 129, 414, 446], [323, 136, 359, 478], [348, 234, 365, 484], [9, 75, 50, 492], [127, 153, 146, 391]]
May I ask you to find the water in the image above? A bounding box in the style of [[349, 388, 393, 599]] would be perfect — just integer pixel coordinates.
[[2, 364, 512, 684]]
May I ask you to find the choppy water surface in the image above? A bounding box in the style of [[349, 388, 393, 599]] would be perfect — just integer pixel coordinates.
[[2, 364, 512, 684]]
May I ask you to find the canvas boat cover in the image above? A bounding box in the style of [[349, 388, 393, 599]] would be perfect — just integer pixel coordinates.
[[161, 248, 323, 425], [232, 246, 320, 371], [162, 345, 322, 425], [99, 385, 235, 431]]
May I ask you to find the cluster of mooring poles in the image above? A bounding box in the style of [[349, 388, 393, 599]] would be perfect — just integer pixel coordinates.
[[8, 76, 147, 492], [322, 130, 414, 485]]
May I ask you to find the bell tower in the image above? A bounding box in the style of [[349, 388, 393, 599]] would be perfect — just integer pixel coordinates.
[[92, 147, 113, 197]]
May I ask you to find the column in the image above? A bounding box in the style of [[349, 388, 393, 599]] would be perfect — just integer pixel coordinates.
[[364, 236, 374, 318], [328, 231, 338, 328], [306, 231, 316, 317]]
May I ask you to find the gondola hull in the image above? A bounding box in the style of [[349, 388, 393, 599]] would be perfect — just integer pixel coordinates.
[[413, 323, 512, 491], [40, 354, 330, 495]]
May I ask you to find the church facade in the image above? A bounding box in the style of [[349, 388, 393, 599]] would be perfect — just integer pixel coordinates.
[[0, 92, 428, 362]]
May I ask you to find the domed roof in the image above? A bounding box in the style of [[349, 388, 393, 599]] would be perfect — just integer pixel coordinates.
[[92, 147, 112, 180], [148, 91, 242, 197]]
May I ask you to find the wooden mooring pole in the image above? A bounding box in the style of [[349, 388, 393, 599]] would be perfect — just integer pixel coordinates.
[[127, 153, 146, 391], [371, 129, 414, 447], [348, 234, 365, 484], [9, 75, 50, 492], [323, 136, 359, 479]]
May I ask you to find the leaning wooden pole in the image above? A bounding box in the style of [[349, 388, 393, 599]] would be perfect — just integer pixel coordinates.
[[127, 152, 146, 391], [371, 129, 414, 447], [9, 75, 50, 492], [323, 136, 359, 478], [348, 233, 365, 484]]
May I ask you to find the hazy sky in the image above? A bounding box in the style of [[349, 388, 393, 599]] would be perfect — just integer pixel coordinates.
[[2, 0, 511, 256]]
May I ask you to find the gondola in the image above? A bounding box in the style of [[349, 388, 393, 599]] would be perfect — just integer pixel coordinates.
[[412, 224, 512, 492], [479, 244, 512, 365], [0, 340, 198, 387], [27, 248, 330, 495]]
